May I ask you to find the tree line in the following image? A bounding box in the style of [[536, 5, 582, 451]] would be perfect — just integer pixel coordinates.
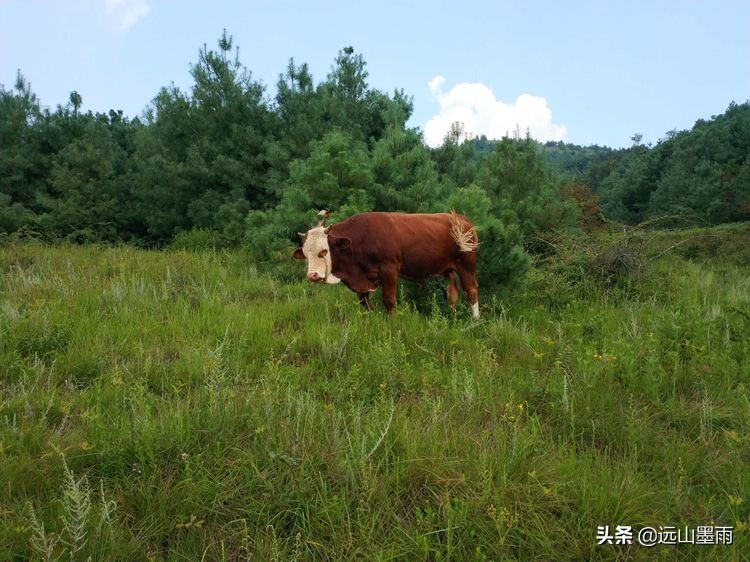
[[2, 31, 747, 288], [542, 101, 750, 226]]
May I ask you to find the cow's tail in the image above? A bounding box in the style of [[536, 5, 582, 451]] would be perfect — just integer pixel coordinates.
[[449, 210, 479, 253]]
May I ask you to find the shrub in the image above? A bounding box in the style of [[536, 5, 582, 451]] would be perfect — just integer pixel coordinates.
[[170, 228, 225, 251], [448, 184, 531, 295]]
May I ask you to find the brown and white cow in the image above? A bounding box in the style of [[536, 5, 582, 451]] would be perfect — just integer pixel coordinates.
[[293, 211, 480, 318]]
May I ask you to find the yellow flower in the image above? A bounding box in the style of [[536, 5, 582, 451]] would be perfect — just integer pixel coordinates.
[[724, 430, 741, 442], [81, 409, 98, 421]]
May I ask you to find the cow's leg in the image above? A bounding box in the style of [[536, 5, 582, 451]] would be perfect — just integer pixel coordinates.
[[357, 292, 373, 310], [456, 267, 480, 319], [380, 270, 398, 316], [446, 271, 459, 310]]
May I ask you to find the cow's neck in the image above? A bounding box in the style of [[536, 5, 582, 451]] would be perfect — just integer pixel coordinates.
[[330, 254, 376, 294]]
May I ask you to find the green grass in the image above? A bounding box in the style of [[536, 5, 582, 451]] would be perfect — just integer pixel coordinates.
[[1, 226, 749, 560]]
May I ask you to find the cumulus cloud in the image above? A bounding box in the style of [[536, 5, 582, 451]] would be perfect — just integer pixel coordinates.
[[105, 0, 150, 30], [424, 76, 567, 147]]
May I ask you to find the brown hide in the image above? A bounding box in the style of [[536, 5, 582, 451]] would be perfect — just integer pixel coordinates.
[[323, 212, 479, 315]]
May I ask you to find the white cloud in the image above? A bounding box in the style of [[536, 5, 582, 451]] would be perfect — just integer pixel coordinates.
[[424, 76, 567, 147], [105, 0, 150, 31]]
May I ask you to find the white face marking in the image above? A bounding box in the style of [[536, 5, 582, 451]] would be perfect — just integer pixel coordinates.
[[471, 302, 480, 319], [301, 226, 341, 284]]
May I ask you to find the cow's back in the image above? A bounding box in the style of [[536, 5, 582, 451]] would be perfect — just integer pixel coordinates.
[[331, 212, 470, 279]]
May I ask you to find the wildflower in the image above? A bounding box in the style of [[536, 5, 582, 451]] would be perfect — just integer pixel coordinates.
[[81, 409, 98, 421], [728, 495, 743, 507], [498, 506, 518, 527], [724, 430, 741, 442], [79, 441, 92, 451]]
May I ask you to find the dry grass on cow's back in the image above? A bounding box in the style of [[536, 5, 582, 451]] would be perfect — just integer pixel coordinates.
[[1, 229, 749, 560]]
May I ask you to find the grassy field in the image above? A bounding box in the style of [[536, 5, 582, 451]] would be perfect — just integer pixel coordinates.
[[1, 226, 749, 561]]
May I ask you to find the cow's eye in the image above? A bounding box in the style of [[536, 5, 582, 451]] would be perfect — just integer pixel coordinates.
[[318, 249, 328, 258]]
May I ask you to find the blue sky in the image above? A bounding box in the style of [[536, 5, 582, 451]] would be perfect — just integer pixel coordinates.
[[2, 0, 748, 148]]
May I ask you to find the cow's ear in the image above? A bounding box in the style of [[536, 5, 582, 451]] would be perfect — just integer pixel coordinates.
[[330, 236, 352, 251], [293, 248, 305, 260]]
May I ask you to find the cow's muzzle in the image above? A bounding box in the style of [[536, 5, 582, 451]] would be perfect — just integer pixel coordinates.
[[307, 272, 324, 283]]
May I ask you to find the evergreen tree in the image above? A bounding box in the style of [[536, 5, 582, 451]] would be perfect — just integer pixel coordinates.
[[370, 125, 444, 212], [134, 31, 274, 242], [477, 136, 578, 236], [0, 71, 47, 233]]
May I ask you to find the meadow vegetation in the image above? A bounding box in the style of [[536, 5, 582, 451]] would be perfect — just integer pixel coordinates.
[[1, 224, 748, 560]]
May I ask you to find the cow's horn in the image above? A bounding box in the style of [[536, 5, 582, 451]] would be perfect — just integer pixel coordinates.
[[324, 225, 332, 233], [317, 209, 332, 227], [298, 232, 306, 239]]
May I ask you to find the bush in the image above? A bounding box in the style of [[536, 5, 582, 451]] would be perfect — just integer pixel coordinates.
[[528, 231, 646, 305], [675, 226, 750, 266], [447, 185, 531, 295], [170, 228, 225, 251], [588, 237, 643, 288]]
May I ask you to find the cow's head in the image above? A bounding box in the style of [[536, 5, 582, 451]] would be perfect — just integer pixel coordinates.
[[293, 225, 344, 284]]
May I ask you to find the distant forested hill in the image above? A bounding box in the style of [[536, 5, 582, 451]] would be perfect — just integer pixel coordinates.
[[468, 102, 750, 227], [536, 103, 750, 225], [540, 141, 619, 178], [591, 102, 750, 225]]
